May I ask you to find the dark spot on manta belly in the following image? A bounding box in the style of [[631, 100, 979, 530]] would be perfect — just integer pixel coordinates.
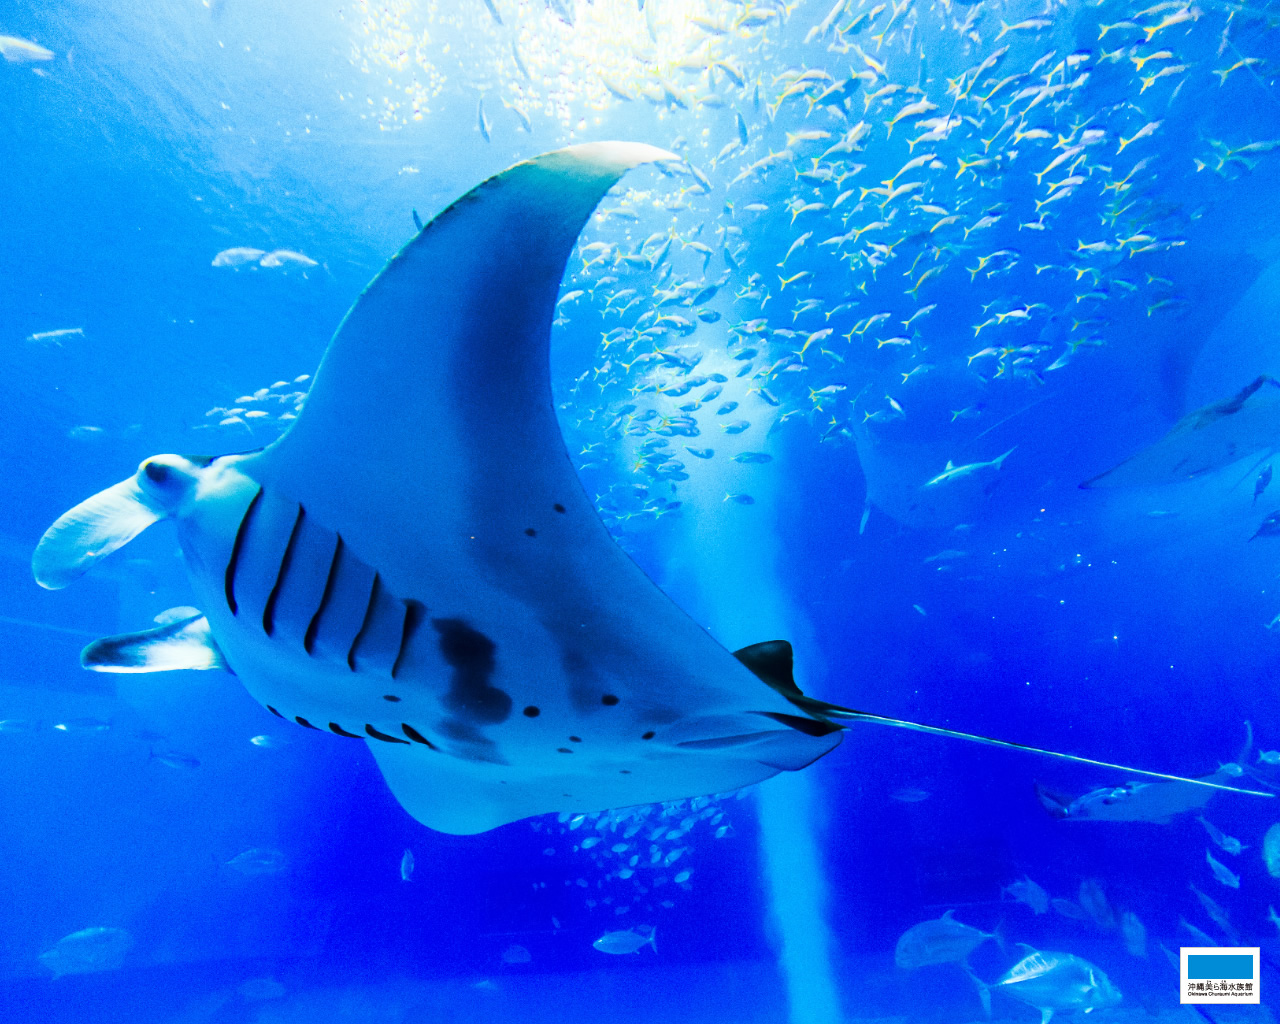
[[524, 528, 537, 537], [601, 694, 619, 706], [642, 731, 655, 740], [553, 503, 566, 513], [524, 706, 540, 717], [382, 695, 401, 702], [557, 748, 572, 754], [569, 736, 581, 743], [432, 618, 511, 724]]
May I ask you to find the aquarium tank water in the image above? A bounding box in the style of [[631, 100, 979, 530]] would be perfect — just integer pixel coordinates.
[[3, 0, 1280, 1021]]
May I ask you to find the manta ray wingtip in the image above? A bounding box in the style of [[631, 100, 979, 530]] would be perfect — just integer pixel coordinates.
[[555, 140, 680, 171]]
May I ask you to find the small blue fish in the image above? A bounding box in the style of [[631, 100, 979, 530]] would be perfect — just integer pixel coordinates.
[[225, 848, 287, 876], [151, 749, 200, 770], [1197, 815, 1246, 855], [1253, 465, 1271, 505], [1206, 848, 1241, 888]]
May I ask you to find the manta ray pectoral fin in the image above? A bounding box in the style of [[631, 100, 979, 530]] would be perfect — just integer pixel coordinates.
[[33, 476, 164, 589], [81, 611, 228, 673], [246, 142, 679, 561]]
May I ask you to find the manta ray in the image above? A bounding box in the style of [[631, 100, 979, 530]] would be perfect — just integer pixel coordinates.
[[33, 143, 1269, 834], [1081, 375, 1280, 488]]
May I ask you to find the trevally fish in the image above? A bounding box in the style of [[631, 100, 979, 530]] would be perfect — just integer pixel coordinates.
[[32, 145, 1271, 837], [895, 910, 1001, 968], [593, 925, 655, 954], [39, 927, 133, 978], [1077, 878, 1114, 929], [1119, 911, 1146, 958], [993, 948, 1121, 1023], [1003, 876, 1049, 914], [1198, 814, 1246, 854], [1206, 848, 1240, 888], [1264, 823, 1280, 877], [897, 911, 1000, 1013], [1189, 883, 1240, 944]]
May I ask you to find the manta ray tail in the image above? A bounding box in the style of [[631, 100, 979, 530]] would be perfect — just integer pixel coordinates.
[[32, 475, 165, 589], [734, 640, 1273, 799]]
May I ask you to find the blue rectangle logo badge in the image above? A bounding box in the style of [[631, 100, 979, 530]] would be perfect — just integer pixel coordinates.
[[1181, 947, 1260, 1004]]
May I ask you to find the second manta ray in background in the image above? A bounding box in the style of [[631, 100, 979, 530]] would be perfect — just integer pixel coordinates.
[[1081, 375, 1280, 488], [32, 143, 1271, 835]]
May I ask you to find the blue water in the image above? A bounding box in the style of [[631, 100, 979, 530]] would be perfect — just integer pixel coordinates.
[[3, 0, 1280, 1020]]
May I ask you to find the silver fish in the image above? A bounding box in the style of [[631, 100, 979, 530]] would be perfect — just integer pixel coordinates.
[[895, 910, 999, 968], [1206, 848, 1240, 888], [593, 925, 655, 954], [1003, 876, 1049, 914], [1078, 878, 1115, 930], [1264, 822, 1280, 877], [1119, 911, 1146, 958], [39, 927, 133, 978], [994, 949, 1121, 1023], [225, 848, 287, 876]]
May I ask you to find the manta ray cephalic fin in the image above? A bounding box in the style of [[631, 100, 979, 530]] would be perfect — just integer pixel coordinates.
[[82, 610, 228, 673], [33, 477, 165, 590]]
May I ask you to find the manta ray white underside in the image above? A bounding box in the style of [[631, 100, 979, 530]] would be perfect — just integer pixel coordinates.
[[33, 144, 1269, 834]]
